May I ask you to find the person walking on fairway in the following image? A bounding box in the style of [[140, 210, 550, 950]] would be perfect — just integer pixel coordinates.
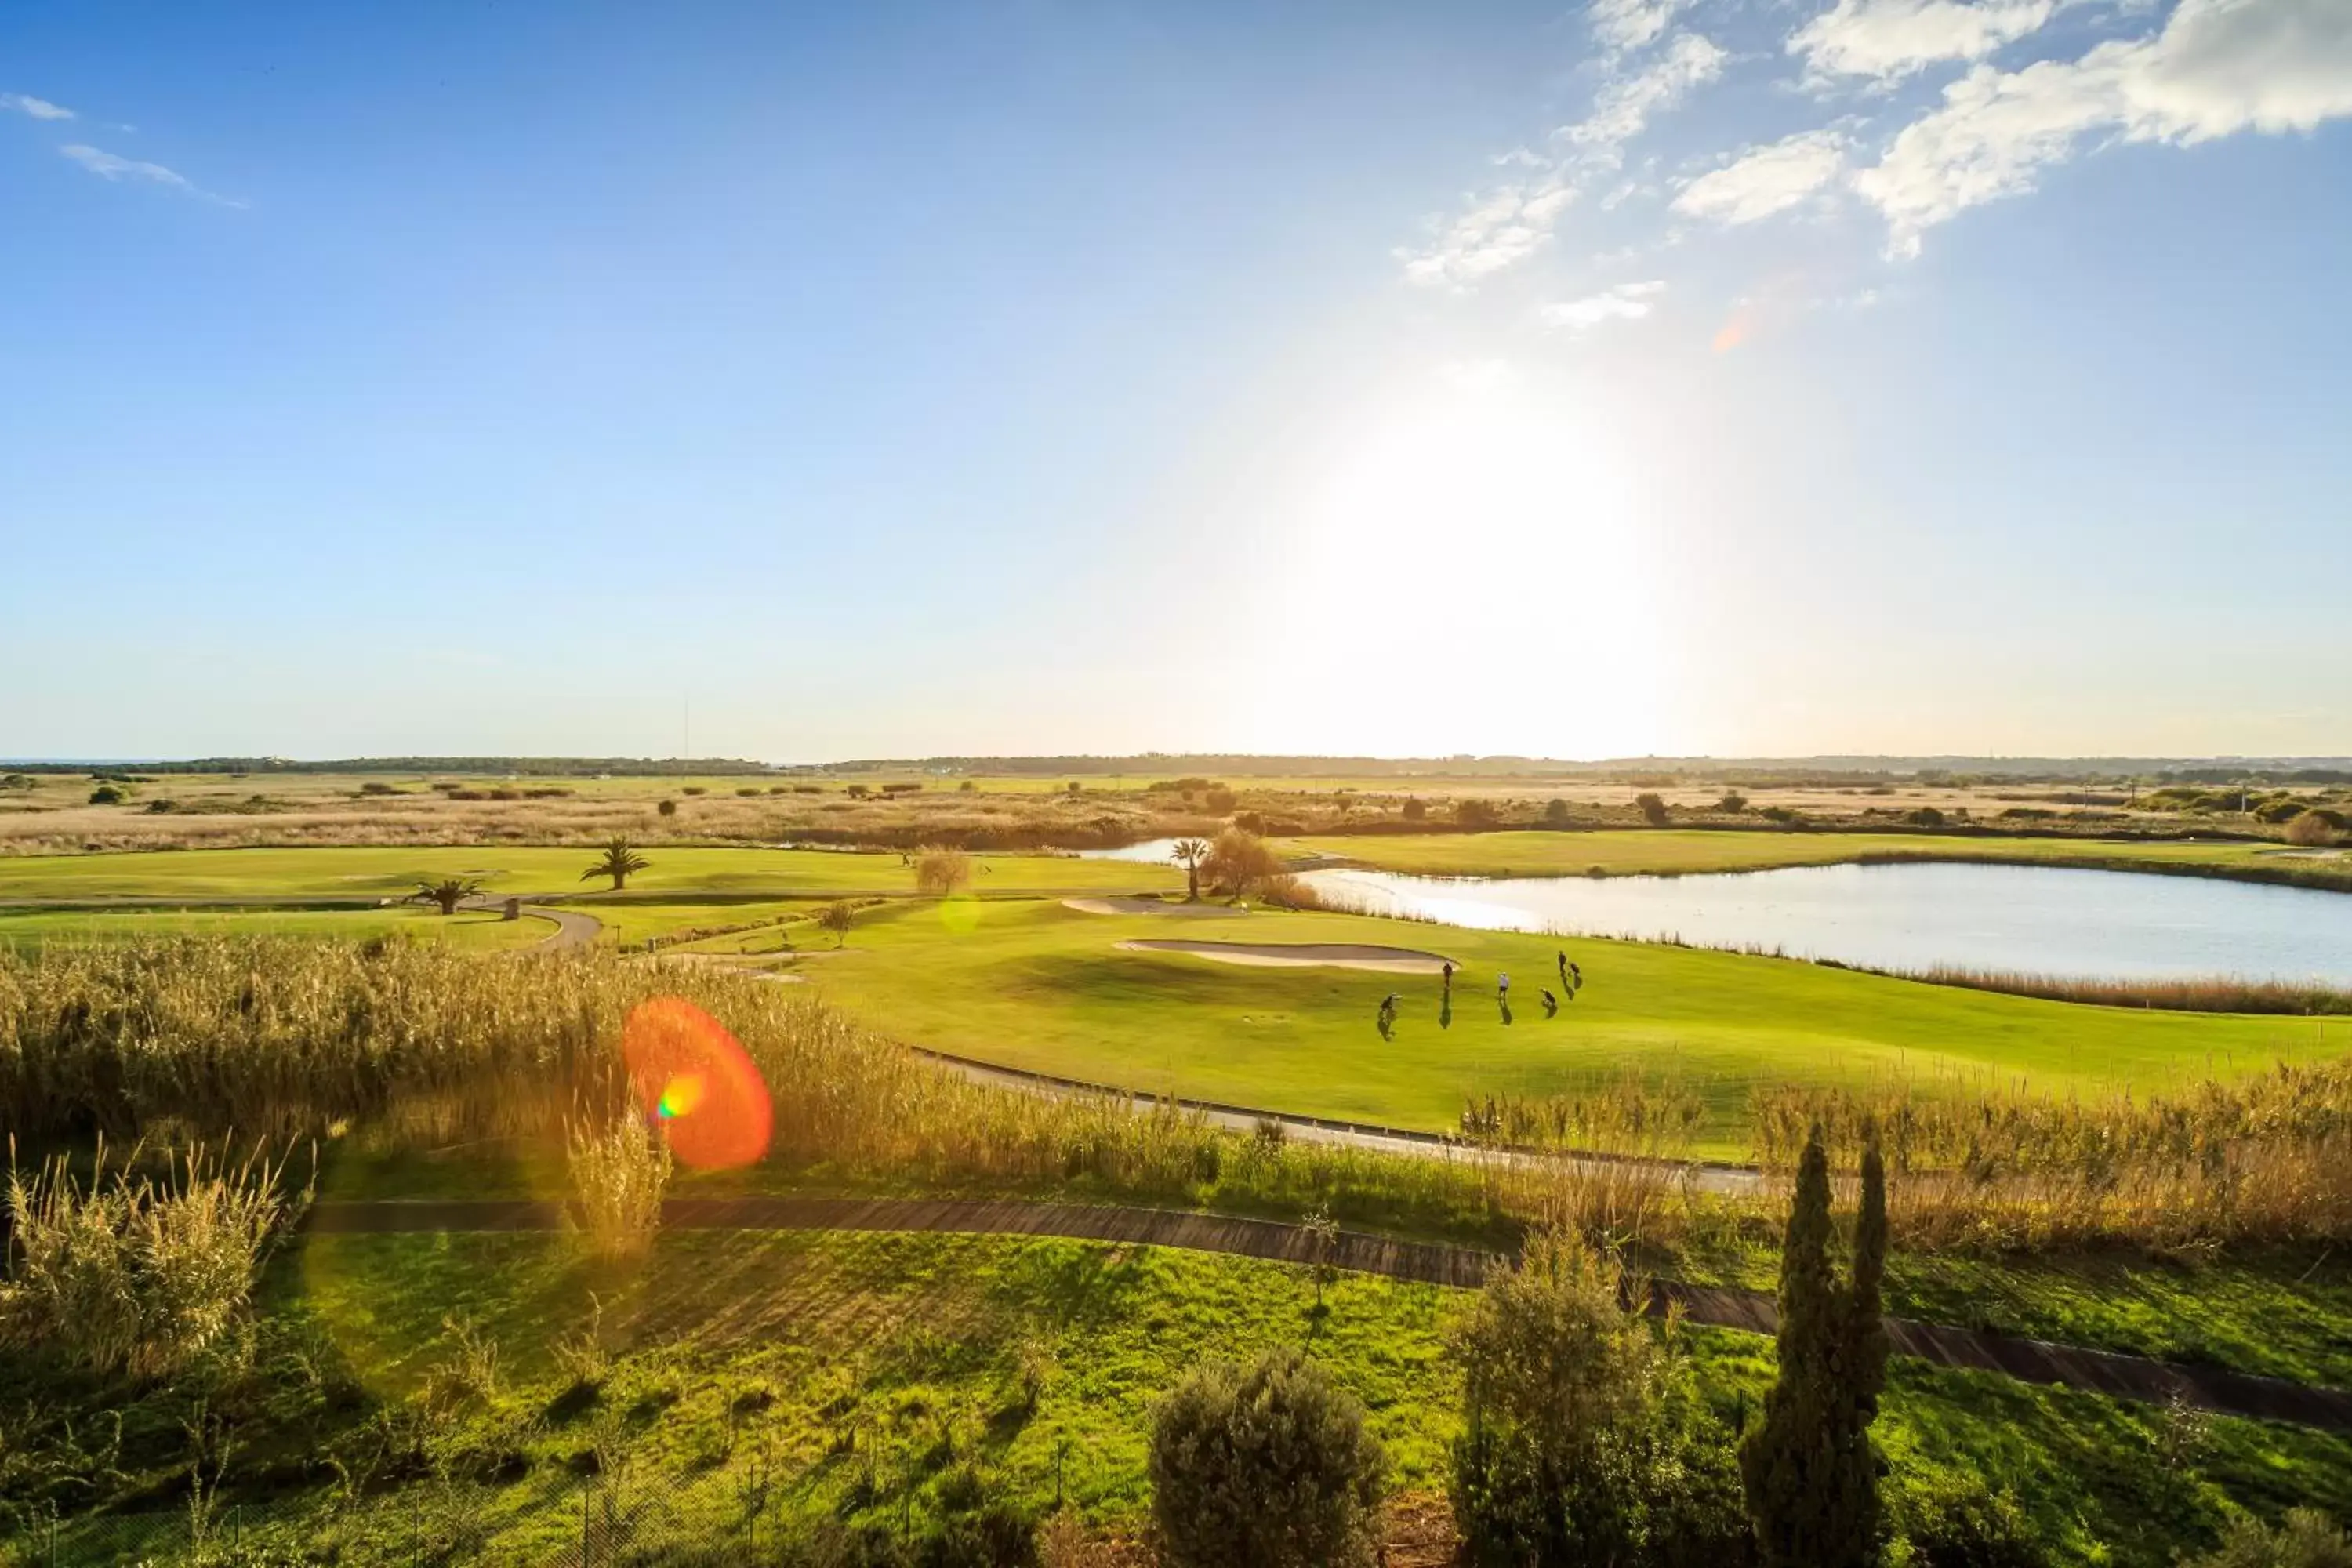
[[1497, 971, 1509, 1000], [1441, 960, 1454, 992], [1556, 949, 1569, 989]]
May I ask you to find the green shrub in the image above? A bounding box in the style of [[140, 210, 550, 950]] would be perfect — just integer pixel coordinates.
[[1402, 797, 1426, 821], [1634, 793, 1669, 826], [1450, 1230, 1749, 1567], [87, 784, 127, 805], [1149, 1348, 1385, 1568], [1544, 798, 1572, 825], [657, 798, 679, 816], [1906, 807, 1946, 827], [1893, 1473, 2049, 1568], [2181, 1510, 2352, 1568]]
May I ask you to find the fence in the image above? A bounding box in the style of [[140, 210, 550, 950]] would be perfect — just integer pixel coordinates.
[[1, 1475, 821, 1566]]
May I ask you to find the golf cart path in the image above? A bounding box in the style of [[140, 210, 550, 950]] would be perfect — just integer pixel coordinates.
[[457, 896, 602, 949], [306, 1194, 2352, 1433], [905, 1043, 1764, 1198], [1116, 938, 1457, 974]]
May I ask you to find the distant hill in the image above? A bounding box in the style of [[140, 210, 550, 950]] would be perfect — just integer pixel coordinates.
[[5, 753, 2348, 785]]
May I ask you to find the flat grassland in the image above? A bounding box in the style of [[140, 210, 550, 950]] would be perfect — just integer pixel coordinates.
[[0, 905, 550, 950], [1280, 829, 2337, 882], [0, 845, 1182, 902], [780, 898, 2347, 1156]]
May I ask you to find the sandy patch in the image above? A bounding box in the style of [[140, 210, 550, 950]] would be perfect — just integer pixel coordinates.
[[1116, 939, 1454, 974], [1064, 897, 1247, 917]]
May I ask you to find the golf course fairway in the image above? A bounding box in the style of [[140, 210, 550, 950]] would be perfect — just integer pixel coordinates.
[[784, 897, 2350, 1158]]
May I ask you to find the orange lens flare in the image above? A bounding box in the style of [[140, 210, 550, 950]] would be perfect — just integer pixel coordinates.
[[621, 997, 772, 1170]]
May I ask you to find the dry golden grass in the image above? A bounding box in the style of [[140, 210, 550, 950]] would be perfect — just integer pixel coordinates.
[[566, 1115, 671, 1259], [0, 1138, 300, 1377], [1753, 1063, 2352, 1249]]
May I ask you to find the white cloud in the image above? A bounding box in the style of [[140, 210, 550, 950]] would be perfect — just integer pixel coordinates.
[[1401, 23, 1727, 287], [1675, 129, 1849, 223], [61, 143, 198, 189], [1590, 0, 1696, 54], [1791, 0, 2057, 83], [1, 91, 75, 120], [1540, 280, 1668, 329], [1855, 0, 2352, 254], [1399, 176, 1577, 288], [1564, 33, 1731, 159]]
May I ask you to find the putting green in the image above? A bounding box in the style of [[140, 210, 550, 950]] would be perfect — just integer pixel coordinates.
[[781, 898, 2351, 1159]]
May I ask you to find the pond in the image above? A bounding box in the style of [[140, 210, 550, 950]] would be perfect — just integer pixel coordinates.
[[1298, 860, 2352, 986], [1078, 837, 1192, 863]]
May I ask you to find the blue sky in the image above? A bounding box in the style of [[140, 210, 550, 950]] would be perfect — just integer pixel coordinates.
[[5, 0, 2347, 762]]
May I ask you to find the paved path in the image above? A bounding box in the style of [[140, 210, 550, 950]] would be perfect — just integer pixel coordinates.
[[457, 897, 601, 950], [306, 1194, 2352, 1432], [906, 1044, 1766, 1196]]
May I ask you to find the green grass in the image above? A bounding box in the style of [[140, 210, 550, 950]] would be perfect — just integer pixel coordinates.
[[15, 1227, 2342, 1566], [792, 897, 2351, 1158], [1279, 828, 2339, 883], [0, 905, 550, 951], [1664, 1235, 2352, 1391], [0, 844, 1182, 902]]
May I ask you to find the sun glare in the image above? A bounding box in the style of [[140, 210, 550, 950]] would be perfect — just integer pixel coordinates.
[[1275, 372, 1668, 755]]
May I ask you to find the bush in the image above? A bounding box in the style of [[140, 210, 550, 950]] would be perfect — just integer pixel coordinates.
[[1205, 788, 1237, 812], [1893, 1473, 2049, 1568], [1634, 793, 1669, 826], [683, 786, 708, 797], [0, 1142, 296, 1378], [87, 784, 127, 805], [1450, 1231, 1750, 1567], [657, 798, 679, 817], [1203, 827, 1283, 899], [2181, 1510, 2352, 1568], [916, 847, 974, 896], [1544, 798, 1572, 825], [1907, 807, 1946, 828], [2287, 810, 2347, 848], [1760, 806, 1799, 824], [1719, 793, 1748, 813], [1149, 1348, 1385, 1568]]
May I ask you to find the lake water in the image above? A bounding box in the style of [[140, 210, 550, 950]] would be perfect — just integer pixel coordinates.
[[1080, 837, 1191, 863], [1298, 860, 2352, 986]]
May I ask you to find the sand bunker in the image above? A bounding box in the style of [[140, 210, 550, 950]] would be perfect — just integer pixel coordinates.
[[1064, 898, 1247, 917], [1115, 939, 1454, 974]]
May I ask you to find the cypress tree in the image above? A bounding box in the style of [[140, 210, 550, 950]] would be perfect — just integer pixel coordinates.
[[1740, 1125, 1889, 1568]]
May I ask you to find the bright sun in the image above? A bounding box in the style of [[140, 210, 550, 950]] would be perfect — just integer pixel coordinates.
[[1271, 369, 1670, 757]]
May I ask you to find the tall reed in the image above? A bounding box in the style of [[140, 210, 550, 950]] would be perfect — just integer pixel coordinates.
[[1752, 1061, 2352, 1248], [0, 1138, 299, 1377]]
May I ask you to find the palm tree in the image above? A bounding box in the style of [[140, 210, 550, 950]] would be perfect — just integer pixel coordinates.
[[583, 837, 651, 892], [1170, 838, 1211, 902], [412, 876, 485, 916]]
